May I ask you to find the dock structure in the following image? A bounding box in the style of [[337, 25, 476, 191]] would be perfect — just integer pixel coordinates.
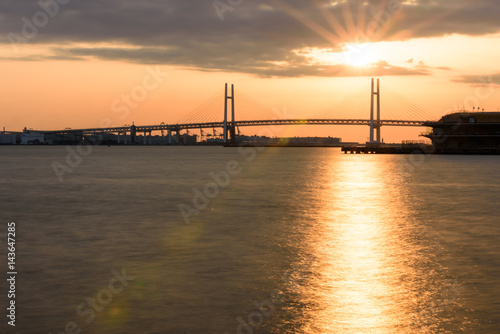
[[342, 146, 379, 154], [342, 141, 432, 154]]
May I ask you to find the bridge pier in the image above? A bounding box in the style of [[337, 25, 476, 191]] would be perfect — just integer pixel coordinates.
[[141, 131, 152, 145], [130, 124, 137, 144], [230, 126, 236, 145]]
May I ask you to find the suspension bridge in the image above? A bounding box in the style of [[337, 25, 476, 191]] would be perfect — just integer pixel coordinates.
[[32, 78, 437, 145]]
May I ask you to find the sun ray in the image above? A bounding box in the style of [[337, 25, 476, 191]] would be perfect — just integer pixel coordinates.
[[271, 0, 343, 47], [311, 0, 349, 41], [340, 1, 357, 38]]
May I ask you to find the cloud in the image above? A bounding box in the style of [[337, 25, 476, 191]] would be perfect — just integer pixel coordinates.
[[400, 59, 452, 71], [0, 45, 429, 77], [1, 0, 499, 77], [453, 73, 500, 86]]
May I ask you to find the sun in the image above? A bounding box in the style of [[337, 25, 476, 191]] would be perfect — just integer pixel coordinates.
[[341, 43, 380, 67], [294, 43, 382, 68]]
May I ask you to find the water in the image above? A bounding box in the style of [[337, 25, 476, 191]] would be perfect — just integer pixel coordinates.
[[0, 146, 499, 333]]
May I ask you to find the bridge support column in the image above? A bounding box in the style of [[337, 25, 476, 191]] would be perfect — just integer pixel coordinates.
[[376, 78, 381, 143], [224, 83, 228, 143], [369, 78, 381, 144], [168, 129, 172, 144], [223, 83, 236, 144], [230, 83, 236, 145], [370, 78, 374, 143], [230, 127, 236, 144]]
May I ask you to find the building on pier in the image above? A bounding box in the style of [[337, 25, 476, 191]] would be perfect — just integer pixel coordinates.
[[422, 112, 500, 154]]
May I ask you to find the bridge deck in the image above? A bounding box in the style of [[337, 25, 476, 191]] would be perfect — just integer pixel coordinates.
[[32, 119, 429, 134]]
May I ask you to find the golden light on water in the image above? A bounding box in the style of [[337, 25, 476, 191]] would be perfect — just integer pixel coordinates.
[[297, 154, 436, 333], [319, 157, 395, 332]]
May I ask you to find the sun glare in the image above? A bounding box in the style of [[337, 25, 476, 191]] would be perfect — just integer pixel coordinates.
[[296, 43, 381, 68], [341, 43, 380, 67]]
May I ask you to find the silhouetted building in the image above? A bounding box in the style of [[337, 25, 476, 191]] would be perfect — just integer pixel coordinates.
[[44, 133, 81, 145], [21, 132, 44, 145], [0, 133, 17, 145], [422, 112, 500, 154]]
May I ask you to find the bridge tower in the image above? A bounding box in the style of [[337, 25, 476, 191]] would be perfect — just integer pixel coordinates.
[[369, 78, 381, 144], [223, 83, 236, 144]]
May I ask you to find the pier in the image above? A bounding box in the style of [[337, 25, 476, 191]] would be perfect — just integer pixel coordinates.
[[342, 141, 432, 154]]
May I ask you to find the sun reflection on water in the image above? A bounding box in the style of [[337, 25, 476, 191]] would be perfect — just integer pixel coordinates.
[[296, 154, 440, 333]]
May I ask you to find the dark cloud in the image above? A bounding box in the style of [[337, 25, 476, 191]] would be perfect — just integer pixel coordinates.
[[1, 0, 499, 77], [1, 45, 429, 77]]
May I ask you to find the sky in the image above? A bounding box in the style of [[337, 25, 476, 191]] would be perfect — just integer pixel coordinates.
[[1, 0, 500, 142]]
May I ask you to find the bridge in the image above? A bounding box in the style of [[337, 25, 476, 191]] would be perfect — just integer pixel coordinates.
[[31, 78, 436, 145]]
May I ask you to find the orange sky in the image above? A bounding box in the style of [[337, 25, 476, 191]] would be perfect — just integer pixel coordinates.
[[1, 1, 500, 143]]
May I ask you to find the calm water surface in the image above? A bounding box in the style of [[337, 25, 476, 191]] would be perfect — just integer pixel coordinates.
[[0, 146, 499, 333]]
